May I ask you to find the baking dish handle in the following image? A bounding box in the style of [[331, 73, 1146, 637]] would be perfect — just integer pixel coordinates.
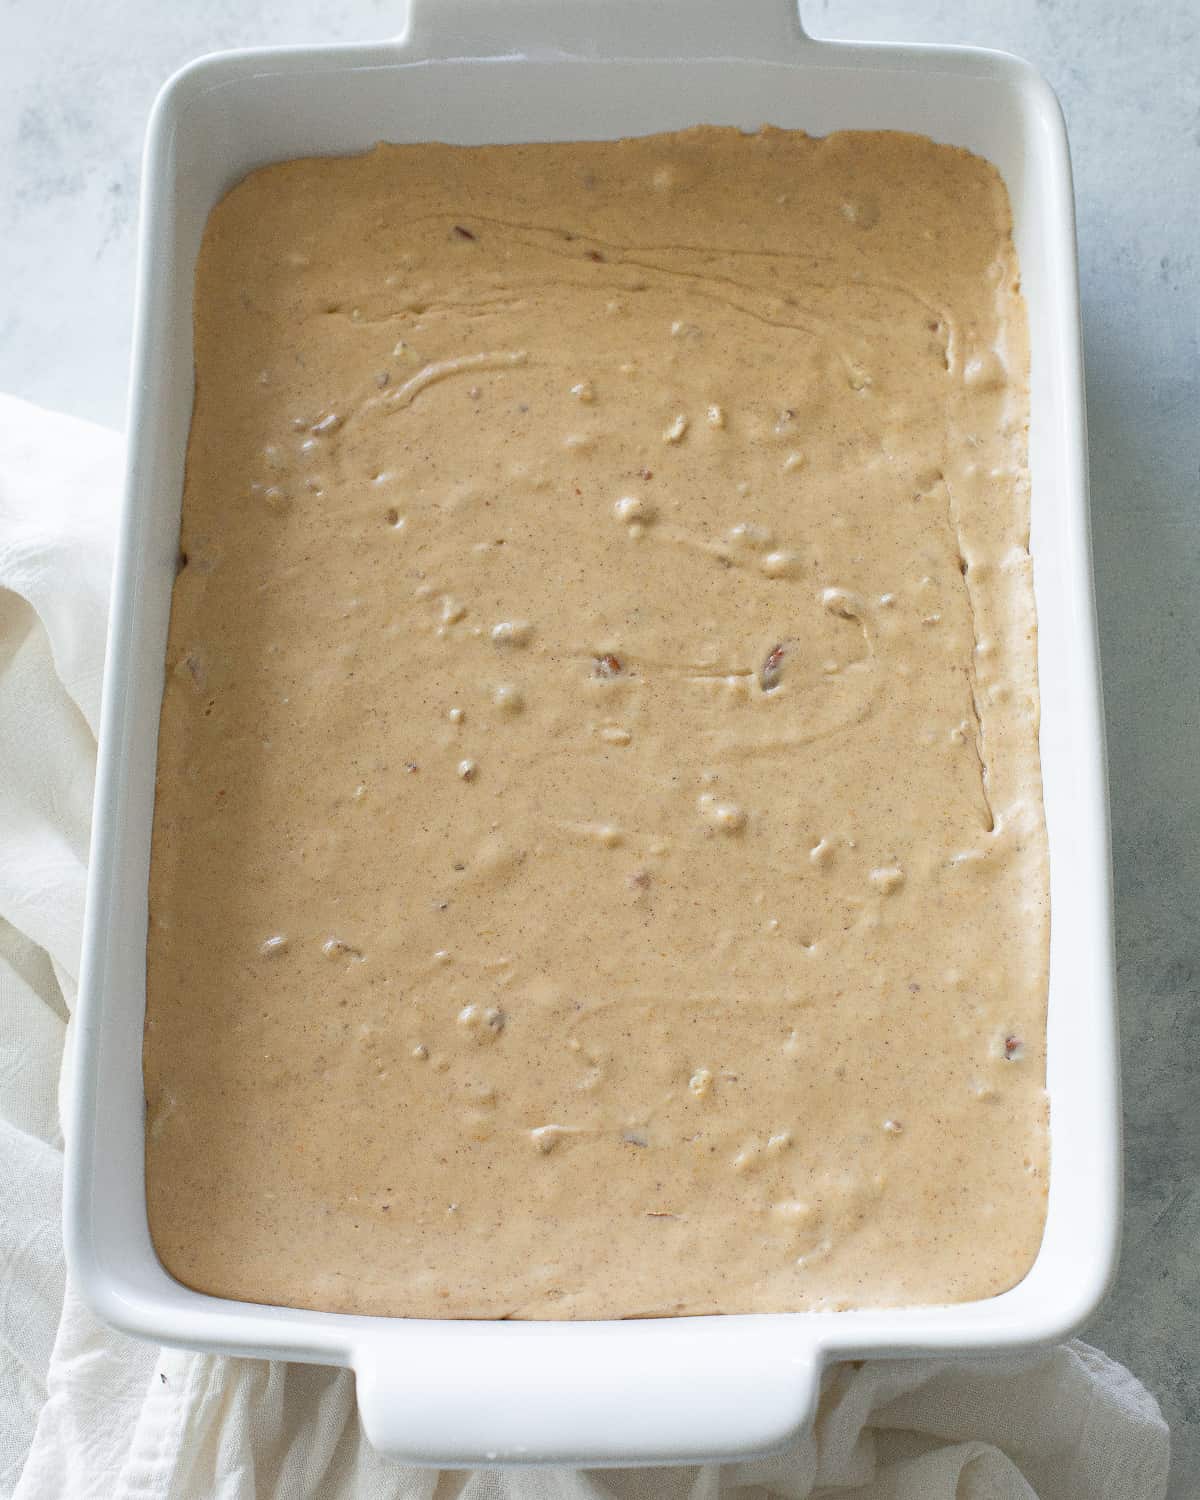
[[352, 1328, 821, 1464], [401, 0, 810, 60]]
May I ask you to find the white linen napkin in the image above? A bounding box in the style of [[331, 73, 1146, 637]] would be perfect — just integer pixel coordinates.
[[0, 392, 1170, 1500]]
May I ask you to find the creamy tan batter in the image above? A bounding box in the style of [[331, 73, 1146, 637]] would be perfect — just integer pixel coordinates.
[[146, 127, 1049, 1319]]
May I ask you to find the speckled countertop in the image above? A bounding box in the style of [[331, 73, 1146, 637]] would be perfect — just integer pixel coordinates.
[[3, 1, 1197, 1493]]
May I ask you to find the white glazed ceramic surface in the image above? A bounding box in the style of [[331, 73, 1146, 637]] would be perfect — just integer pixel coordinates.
[[64, 0, 1119, 1467]]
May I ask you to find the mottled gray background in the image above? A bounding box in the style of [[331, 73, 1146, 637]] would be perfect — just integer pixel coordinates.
[[2, 0, 1197, 1493]]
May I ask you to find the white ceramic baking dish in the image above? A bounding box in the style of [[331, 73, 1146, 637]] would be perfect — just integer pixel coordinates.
[[64, 0, 1120, 1467]]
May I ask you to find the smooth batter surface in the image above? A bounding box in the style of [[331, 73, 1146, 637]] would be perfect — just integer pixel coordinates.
[[146, 127, 1049, 1318]]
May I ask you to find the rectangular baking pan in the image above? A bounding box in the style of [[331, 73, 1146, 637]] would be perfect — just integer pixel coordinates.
[[64, 0, 1120, 1467]]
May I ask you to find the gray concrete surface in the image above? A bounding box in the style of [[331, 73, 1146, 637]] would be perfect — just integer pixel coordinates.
[[2, 1, 1196, 1493]]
